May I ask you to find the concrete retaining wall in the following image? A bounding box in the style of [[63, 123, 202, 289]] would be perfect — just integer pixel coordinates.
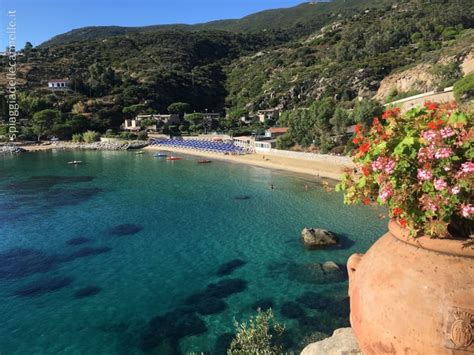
[[387, 89, 454, 112]]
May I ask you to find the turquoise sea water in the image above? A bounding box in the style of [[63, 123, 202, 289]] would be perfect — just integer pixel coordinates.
[[0, 151, 387, 354]]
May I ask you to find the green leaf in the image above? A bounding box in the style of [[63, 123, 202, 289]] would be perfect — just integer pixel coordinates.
[[393, 136, 414, 156], [447, 111, 468, 125]]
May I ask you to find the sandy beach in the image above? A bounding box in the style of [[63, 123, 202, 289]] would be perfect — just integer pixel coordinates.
[[144, 145, 353, 181], [17, 142, 354, 181]]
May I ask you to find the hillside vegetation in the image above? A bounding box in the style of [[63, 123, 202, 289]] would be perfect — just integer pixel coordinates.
[[1, 0, 473, 151], [39, 0, 396, 47]]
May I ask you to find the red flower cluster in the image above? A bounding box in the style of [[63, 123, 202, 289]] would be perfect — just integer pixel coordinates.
[[381, 107, 400, 120], [424, 101, 438, 111]]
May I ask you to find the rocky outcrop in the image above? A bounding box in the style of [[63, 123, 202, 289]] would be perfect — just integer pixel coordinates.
[[24, 141, 148, 151], [288, 261, 346, 284], [0, 145, 26, 153], [301, 228, 339, 249], [460, 50, 474, 75], [301, 328, 362, 355], [373, 64, 436, 101]]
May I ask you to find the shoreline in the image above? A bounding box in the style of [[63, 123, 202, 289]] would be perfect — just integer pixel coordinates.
[[17, 142, 354, 181], [144, 145, 353, 181]]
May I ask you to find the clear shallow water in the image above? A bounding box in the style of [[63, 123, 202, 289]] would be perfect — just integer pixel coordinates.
[[0, 151, 387, 354]]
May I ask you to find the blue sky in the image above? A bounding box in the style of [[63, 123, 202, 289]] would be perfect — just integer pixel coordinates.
[[1, 0, 305, 49]]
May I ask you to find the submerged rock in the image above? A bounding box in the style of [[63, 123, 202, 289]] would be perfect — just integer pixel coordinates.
[[322, 261, 340, 273], [281, 301, 306, 320], [74, 286, 102, 299], [14, 276, 74, 297], [185, 278, 248, 305], [108, 223, 143, 236], [252, 297, 275, 311], [195, 297, 227, 315], [217, 259, 246, 276], [141, 308, 207, 351], [213, 333, 234, 354], [66, 237, 92, 246], [70, 247, 112, 258], [301, 228, 339, 249], [0, 248, 63, 279], [288, 262, 347, 284]]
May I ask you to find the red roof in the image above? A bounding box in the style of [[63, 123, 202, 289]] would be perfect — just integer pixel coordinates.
[[267, 127, 289, 133]]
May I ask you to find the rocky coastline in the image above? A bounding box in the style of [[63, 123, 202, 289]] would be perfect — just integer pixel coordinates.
[[5, 141, 149, 153]]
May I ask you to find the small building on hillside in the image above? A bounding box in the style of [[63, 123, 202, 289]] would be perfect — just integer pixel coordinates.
[[122, 114, 180, 132], [257, 109, 280, 123], [48, 79, 70, 90], [138, 114, 180, 126], [265, 127, 288, 139]]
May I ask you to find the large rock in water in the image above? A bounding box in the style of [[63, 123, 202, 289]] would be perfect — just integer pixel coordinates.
[[301, 228, 339, 249], [301, 328, 362, 355]]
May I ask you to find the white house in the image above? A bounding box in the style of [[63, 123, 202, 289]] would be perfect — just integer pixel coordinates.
[[48, 79, 70, 90]]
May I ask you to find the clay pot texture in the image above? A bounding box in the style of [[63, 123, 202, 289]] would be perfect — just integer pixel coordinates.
[[347, 220, 474, 354]]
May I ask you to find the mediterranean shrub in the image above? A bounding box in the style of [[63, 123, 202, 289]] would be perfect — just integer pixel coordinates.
[[228, 309, 284, 355]]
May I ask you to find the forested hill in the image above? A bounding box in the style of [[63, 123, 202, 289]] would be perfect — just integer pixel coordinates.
[[39, 0, 396, 48], [1, 0, 473, 148]]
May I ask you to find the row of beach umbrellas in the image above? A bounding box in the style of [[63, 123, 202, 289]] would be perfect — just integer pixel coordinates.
[[150, 139, 246, 154]]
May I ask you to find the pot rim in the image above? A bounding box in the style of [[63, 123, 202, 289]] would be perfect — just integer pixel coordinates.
[[388, 219, 474, 258]]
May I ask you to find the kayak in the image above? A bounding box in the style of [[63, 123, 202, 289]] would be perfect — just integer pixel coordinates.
[[166, 156, 182, 161], [154, 153, 168, 158], [198, 159, 212, 164], [68, 160, 83, 165]]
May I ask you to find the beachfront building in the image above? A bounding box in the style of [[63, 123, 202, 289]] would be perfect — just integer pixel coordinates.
[[257, 109, 280, 123], [233, 136, 255, 152], [48, 79, 70, 91]]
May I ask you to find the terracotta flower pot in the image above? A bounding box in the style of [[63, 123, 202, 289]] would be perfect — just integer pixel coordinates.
[[347, 220, 474, 354]]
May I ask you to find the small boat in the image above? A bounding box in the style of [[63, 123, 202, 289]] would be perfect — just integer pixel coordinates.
[[198, 159, 212, 164], [68, 160, 83, 165], [154, 153, 168, 158], [166, 156, 182, 161], [135, 151, 145, 155]]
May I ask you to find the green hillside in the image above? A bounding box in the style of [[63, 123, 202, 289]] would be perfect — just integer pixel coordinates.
[[1, 0, 473, 151], [39, 0, 396, 47]]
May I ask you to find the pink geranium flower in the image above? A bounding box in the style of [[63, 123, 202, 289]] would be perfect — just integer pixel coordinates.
[[434, 148, 453, 159], [461, 204, 474, 218], [417, 168, 432, 181], [433, 178, 447, 191]]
